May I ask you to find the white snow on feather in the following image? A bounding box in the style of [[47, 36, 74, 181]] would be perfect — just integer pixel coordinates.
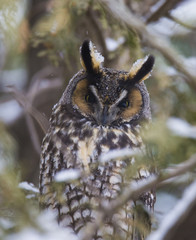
[[89, 41, 104, 64], [167, 117, 196, 139], [100, 148, 141, 163], [147, 180, 196, 240], [54, 169, 80, 182], [129, 174, 157, 191], [18, 182, 39, 193], [105, 37, 125, 51], [139, 169, 151, 178]]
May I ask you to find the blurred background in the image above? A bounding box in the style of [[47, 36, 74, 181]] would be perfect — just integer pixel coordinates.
[[0, 0, 196, 239]]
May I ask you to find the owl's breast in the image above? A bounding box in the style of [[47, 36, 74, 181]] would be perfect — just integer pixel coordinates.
[[65, 120, 143, 170], [40, 116, 146, 237], [48, 104, 142, 169]]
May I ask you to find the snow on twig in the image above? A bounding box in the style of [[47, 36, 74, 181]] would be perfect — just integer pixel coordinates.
[[100, 148, 141, 163], [19, 182, 39, 193], [167, 117, 196, 139], [5, 210, 78, 240], [81, 153, 196, 240], [99, 0, 196, 91], [54, 169, 81, 182]]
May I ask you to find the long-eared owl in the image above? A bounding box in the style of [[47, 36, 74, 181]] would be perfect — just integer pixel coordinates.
[[40, 40, 155, 240]]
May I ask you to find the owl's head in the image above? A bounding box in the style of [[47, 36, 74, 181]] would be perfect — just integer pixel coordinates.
[[61, 40, 154, 127]]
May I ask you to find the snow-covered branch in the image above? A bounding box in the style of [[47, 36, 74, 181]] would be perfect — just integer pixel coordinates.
[[81, 153, 196, 240], [99, 0, 196, 91]]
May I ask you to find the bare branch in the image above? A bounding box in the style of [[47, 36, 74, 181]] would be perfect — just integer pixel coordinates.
[[146, 0, 184, 23], [27, 66, 63, 102], [7, 86, 49, 134], [98, 0, 196, 91]]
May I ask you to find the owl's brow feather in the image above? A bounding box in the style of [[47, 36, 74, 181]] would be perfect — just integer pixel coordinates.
[[89, 85, 103, 108], [113, 90, 128, 106]]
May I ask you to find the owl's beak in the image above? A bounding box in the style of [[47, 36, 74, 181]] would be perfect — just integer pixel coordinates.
[[101, 106, 109, 126], [97, 105, 116, 126], [95, 104, 118, 126]]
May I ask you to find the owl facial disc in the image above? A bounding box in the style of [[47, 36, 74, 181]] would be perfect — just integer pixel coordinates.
[[70, 40, 155, 126]]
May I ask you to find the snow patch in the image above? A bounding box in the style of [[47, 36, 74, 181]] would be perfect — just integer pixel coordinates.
[[0, 218, 14, 230], [172, 0, 196, 24], [167, 117, 196, 139], [148, 0, 196, 36], [18, 182, 39, 193], [105, 37, 125, 51], [184, 57, 196, 77], [150, 0, 166, 13], [5, 210, 78, 240], [154, 192, 178, 223], [54, 169, 80, 182], [1, 69, 27, 90], [100, 148, 141, 163], [0, 100, 22, 124]]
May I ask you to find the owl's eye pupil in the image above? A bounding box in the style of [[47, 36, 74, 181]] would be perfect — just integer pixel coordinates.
[[118, 99, 129, 108], [85, 93, 96, 104]]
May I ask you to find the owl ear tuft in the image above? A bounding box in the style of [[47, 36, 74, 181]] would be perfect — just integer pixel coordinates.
[[128, 55, 155, 83], [80, 40, 104, 74]]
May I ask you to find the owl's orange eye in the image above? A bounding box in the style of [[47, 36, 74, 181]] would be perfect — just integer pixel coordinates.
[[118, 99, 129, 108], [85, 93, 96, 104]]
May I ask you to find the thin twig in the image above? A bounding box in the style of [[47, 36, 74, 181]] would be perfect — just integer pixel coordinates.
[[25, 113, 41, 155], [8, 86, 48, 154], [98, 0, 196, 91]]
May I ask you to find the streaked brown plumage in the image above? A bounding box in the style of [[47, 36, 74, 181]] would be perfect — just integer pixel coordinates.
[[40, 40, 155, 239]]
